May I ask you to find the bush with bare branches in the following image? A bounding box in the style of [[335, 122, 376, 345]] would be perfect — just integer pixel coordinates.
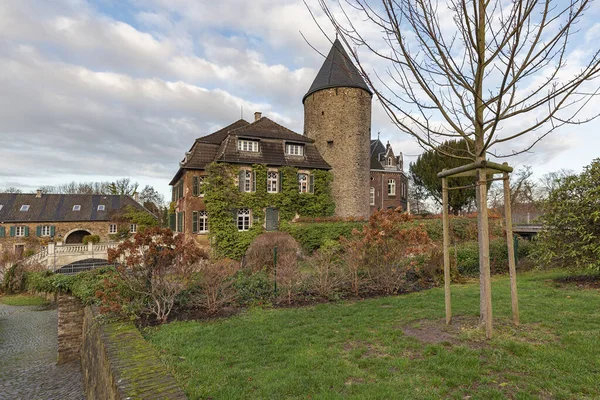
[[195, 258, 240, 313], [108, 227, 208, 323]]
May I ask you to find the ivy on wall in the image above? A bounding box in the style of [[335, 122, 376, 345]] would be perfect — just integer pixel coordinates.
[[203, 162, 335, 259]]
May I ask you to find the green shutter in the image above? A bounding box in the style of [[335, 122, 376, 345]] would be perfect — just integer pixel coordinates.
[[279, 171, 283, 193], [252, 171, 257, 192], [199, 177, 205, 195], [193, 176, 199, 197], [238, 170, 245, 192], [10, 226, 15, 237], [50, 226, 56, 237], [177, 212, 184, 233], [309, 174, 315, 194], [24, 226, 29, 237], [36, 226, 42, 237], [192, 211, 198, 234], [169, 214, 176, 230], [0, 226, 5, 237]]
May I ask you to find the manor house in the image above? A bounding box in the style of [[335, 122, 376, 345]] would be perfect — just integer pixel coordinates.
[[170, 39, 407, 242]]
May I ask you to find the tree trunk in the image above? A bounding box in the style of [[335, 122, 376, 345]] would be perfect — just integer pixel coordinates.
[[476, 165, 493, 338]]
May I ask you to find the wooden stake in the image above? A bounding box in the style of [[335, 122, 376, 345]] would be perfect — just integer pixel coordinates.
[[503, 171, 520, 325], [478, 168, 493, 339], [442, 177, 451, 324]]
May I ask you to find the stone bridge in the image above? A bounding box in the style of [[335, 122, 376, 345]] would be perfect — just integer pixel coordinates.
[[22, 242, 119, 271]]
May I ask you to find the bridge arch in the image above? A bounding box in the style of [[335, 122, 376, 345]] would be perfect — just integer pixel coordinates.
[[64, 229, 93, 244]]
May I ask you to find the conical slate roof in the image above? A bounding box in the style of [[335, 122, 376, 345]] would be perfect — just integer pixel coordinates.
[[303, 39, 372, 103]]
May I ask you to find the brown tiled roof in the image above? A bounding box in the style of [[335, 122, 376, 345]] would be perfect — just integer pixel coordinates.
[[229, 117, 314, 143], [170, 117, 330, 185], [196, 119, 250, 144], [0, 194, 149, 223]]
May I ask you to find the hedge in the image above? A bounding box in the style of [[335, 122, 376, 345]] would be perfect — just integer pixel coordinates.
[[280, 221, 365, 252], [455, 237, 536, 276]]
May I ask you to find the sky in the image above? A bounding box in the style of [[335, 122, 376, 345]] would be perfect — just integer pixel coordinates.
[[1, 0, 600, 202]]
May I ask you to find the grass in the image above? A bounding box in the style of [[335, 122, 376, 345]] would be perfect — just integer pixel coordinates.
[[0, 294, 50, 306], [145, 271, 600, 399]]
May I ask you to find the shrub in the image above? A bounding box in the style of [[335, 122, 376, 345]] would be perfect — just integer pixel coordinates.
[[456, 242, 480, 276], [535, 159, 600, 272], [305, 240, 347, 299], [82, 235, 101, 245], [194, 258, 239, 313], [3, 264, 25, 294], [243, 232, 301, 274], [234, 269, 274, 306], [281, 221, 365, 251], [108, 227, 208, 323], [341, 209, 433, 295]]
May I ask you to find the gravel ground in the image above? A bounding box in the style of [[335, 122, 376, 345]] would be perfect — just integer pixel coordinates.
[[0, 303, 85, 400]]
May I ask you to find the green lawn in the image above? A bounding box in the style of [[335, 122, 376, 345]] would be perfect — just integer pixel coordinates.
[[0, 294, 50, 306], [145, 272, 600, 399]]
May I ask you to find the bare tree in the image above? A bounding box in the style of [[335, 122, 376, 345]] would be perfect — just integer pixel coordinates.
[[313, 0, 600, 326], [539, 168, 576, 198]]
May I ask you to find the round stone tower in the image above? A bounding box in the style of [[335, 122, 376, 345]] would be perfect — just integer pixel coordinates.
[[303, 39, 372, 219]]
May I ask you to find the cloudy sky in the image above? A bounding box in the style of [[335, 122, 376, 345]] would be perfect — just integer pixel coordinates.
[[2, 0, 600, 201]]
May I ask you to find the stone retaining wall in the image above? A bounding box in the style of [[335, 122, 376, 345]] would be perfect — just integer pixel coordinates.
[[55, 293, 186, 399], [81, 307, 186, 399]]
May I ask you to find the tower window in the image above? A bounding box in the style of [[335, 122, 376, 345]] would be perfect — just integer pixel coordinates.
[[387, 157, 393, 166], [370, 187, 375, 206]]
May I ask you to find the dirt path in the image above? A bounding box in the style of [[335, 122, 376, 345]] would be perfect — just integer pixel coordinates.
[[0, 303, 84, 400]]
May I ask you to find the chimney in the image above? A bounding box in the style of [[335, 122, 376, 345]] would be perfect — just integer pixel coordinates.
[[134, 192, 140, 203], [254, 112, 262, 121], [36, 190, 42, 198]]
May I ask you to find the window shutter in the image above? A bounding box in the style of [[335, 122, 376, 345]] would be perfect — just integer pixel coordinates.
[[238, 170, 245, 192], [231, 209, 238, 225], [0, 226, 5, 237], [279, 172, 283, 193], [36, 226, 42, 237], [252, 171, 257, 192], [193, 177, 199, 197], [309, 174, 315, 194], [24, 226, 30, 237], [50, 226, 56, 237], [192, 211, 198, 234], [169, 214, 176, 230], [10, 226, 15, 237]]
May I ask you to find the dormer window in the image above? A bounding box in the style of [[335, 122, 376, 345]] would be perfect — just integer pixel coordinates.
[[387, 157, 393, 166], [0, 205, 4, 211], [98, 205, 105, 211], [286, 143, 304, 156], [73, 205, 81, 211], [238, 139, 259, 152], [20, 205, 30, 211]]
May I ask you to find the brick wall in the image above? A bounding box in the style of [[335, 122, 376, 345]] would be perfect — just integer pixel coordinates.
[[0, 220, 115, 255], [304, 87, 372, 219], [370, 171, 409, 214], [57, 293, 84, 364]]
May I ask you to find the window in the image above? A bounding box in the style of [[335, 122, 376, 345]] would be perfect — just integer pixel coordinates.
[[193, 211, 209, 233], [0, 205, 3, 211], [238, 139, 259, 152], [41, 226, 51, 237], [244, 170, 252, 192], [267, 171, 279, 193], [73, 205, 81, 211], [237, 208, 251, 231], [285, 143, 304, 156], [370, 187, 375, 206], [387, 157, 393, 166], [298, 173, 314, 194], [177, 211, 184, 233], [130, 224, 137, 233], [193, 176, 206, 197], [20, 205, 30, 212], [15, 226, 26, 237], [388, 179, 396, 196], [298, 173, 308, 193], [98, 205, 105, 211], [109, 224, 117, 234]]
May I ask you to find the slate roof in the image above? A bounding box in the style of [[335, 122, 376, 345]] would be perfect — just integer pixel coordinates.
[[303, 39, 372, 103], [370, 139, 387, 170], [0, 194, 148, 223], [170, 117, 330, 185]]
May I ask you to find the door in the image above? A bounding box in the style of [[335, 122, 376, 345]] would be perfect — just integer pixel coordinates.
[[265, 208, 279, 231], [15, 245, 24, 260]]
